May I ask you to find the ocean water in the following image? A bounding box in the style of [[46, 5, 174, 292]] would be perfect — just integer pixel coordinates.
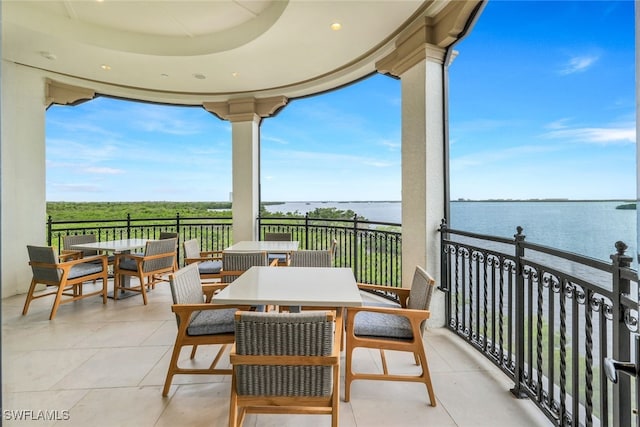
[[264, 200, 637, 264]]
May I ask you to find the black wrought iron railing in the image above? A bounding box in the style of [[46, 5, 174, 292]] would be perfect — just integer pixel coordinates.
[[47, 212, 402, 286], [440, 220, 639, 427], [258, 214, 402, 287]]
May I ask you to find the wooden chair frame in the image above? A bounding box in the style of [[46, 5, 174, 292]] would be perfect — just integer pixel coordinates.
[[264, 232, 293, 266], [183, 238, 223, 282], [162, 281, 251, 396], [22, 248, 108, 320], [113, 239, 177, 305], [228, 311, 341, 427], [344, 270, 436, 406]]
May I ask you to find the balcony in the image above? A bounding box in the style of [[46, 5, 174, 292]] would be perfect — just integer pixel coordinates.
[[1, 280, 549, 426], [10, 213, 638, 426]]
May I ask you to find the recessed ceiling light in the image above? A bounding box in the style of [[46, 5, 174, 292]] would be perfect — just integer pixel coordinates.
[[193, 73, 206, 80], [330, 22, 342, 31], [100, 64, 111, 70], [232, 72, 239, 78]]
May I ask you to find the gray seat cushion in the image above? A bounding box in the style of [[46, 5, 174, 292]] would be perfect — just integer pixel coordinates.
[[353, 311, 413, 341], [68, 263, 104, 279], [118, 258, 138, 271], [187, 308, 236, 336], [198, 260, 222, 274]]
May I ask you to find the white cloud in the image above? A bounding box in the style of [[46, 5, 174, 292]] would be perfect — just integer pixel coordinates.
[[52, 183, 103, 193], [542, 121, 636, 145], [84, 167, 125, 175], [558, 54, 599, 75], [263, 135, 289, 145]]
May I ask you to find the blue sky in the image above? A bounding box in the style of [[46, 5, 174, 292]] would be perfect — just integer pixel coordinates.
[[46, 0, 636, 202]]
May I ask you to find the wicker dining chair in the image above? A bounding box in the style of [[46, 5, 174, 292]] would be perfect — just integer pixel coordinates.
[[162, 263, 250, 396], [344, 265, 437, 406], [113, 238, 178, 304], [183, 239, 223, 281], [221, 251, 270, 283], [289, 249, 332, 267], [229, 311, 340, 427], [62, 233, 115, 266], [23, 245, 108, 320], [264, 232, 293, 266]]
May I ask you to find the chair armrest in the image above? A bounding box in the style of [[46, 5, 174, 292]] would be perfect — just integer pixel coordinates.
[[185, 256, 221, 264], [171, 303, 252, 326], [202, 283, 228, 301], [357, 283, 411, 308], [30, 254, 108, 272], [269, 258, 280, 267], [200, 250, 223, 259], [60, 250, 83, 261], [345, 305, 430, 338]]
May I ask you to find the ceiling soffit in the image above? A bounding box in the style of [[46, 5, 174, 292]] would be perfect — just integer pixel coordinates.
[[2, 1, 483, 102]]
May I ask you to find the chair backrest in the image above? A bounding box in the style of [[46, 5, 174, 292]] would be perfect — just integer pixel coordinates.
[[159, 231, 179, 240], [408, 265, 436, 312], [290, 250, 332, 267], [27, 245, 61, 282], [183, 239, 201, 259], [264, 232, 292, 241], [63, 234, 98, 257], [142, 238, 178, 273], [169, 263, 204, 306], [168, 263, 204, 327], [233, 311, 335, 397], [222, 251, 267, 283]]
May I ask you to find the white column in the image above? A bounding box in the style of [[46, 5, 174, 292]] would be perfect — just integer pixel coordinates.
[[1, 62, 48, 296], [204, 96, 287, 243], [231, 117, 261, 242], [400, 52, 446, 326], [377, 26, 448, 325]]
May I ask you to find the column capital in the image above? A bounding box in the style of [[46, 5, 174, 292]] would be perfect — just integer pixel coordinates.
[[376, 0, 481, 77], [203, 95, 288, 122], [45, 79, 95, 108], [376, 17, 447, 77]]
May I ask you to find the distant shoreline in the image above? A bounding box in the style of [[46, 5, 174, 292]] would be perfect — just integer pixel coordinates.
[[264, 199, 636, 204]]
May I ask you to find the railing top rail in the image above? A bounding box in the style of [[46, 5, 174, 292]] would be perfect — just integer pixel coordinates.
[[258, 214, 401, 228], [439, 225, 515, 245], [521, 239, 614, 272]]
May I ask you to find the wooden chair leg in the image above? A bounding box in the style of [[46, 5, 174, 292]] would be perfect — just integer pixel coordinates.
[[228, 374, 238, 427], [113, 273, 120, 301], [344, 344, 353, 402], [139, 274, 148, 305], [416, 345, 436, 407], [162, 341, 183, 397], [49, 284, 67, 320], [101, 276, 108, 304], [379, 349, 389, 375], [21, 279, 38, 316]]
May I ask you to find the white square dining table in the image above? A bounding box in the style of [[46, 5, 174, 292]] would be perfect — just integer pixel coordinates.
[[69, 238, 149, 298], [223, 240, 299, 253], [212, 266, 362, 308], [68, 238, 149, 254]]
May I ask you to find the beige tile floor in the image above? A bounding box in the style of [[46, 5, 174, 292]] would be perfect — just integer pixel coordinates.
[[2, 280, 552, 427]]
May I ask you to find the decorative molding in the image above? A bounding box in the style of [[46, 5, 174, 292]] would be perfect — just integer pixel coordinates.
[[376, 0, 481, 77], [203, 96, 288, 122], [45, 79, 95, 107]]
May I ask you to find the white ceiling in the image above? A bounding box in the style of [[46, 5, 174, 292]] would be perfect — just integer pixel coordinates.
[[2, 1, 473, 102]]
